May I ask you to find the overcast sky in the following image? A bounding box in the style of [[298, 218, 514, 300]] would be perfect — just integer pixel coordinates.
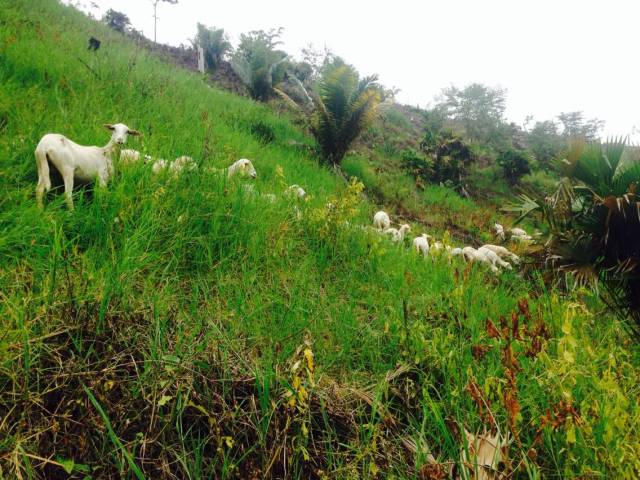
[[73, 0, 638, 141]]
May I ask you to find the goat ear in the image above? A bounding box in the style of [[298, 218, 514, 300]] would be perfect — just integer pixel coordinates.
[[127, 129, 142, 136], [104, 124, 115, 131]]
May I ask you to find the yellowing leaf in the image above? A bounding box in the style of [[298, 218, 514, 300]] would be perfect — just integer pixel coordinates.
[[304, 348, 314, 373], [563, 350, 575, 363], [566, 421, 576, 444], [157, 395, 172, 407]]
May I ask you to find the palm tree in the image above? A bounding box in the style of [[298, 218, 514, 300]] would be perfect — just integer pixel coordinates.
[[311, 64, 380, 166], [508, 138, 640, 336]]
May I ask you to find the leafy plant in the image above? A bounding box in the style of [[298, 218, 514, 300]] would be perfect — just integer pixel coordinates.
[[498, 147, 531, 185], [400, 148, 431, 184], [508, 138, 640, 335], [231, 28, 289, 101], [420, 128, 475, 194], [311, 63, 381, 166], [193, 24, 231, 71]]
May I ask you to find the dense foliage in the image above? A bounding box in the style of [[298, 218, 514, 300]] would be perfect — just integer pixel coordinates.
[[497, 147, 532, 185], [193, 23, 231, 71], [311, 62, 381, 166], [510, 138, 640, 335], [420, 128, 475, 192], [231, 28, 288, 101]]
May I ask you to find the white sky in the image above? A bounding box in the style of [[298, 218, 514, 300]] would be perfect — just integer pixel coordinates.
[[73, 0, 639, 141]]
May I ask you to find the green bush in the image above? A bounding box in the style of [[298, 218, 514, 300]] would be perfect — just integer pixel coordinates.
[[231, 28, 288, 101], [510, 139, 640, 335], [311, 62, 380, 166], [400, 148, 431, 183], [193, 23, 231, 71], [497, 147, 531, 185], [420, 129, 475, 190]]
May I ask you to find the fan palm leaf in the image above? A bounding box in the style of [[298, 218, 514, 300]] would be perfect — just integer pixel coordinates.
[[510, 137, 640, 337], [311, 64, 380, 165]]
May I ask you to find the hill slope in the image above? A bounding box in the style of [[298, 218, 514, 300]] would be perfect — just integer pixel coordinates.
[[1, 1, 639, 478]]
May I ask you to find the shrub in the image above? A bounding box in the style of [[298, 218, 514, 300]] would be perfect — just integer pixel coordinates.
[[400, 148, 431, 183], [497, 147, 531, 185], [420, 129, 475, 193], [193, 24, 231, 71], [231, 28, 289, 101], [508, 138, 640, 336], [311, 63, 380, 166]]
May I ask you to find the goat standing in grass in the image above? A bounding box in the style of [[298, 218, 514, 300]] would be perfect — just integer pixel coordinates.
[[373, 211, 391, 230], [35, 123, 140, 209]]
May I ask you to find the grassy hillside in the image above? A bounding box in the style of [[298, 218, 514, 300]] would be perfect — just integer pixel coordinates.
[[1, 1, 639, 478]]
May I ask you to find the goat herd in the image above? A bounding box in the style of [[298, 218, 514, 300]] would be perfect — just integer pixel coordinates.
[[34, 122, 305, 210], [33, 122, 531, 274], [370, 210, 528, 273]]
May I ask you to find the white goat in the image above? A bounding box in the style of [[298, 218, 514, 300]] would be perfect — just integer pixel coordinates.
[[384, 224, 411, 242], [170, 155, 198, 174], [461, 247, 499, 273], [373, 211, 391, 230], [477, 246, 512, 270], [35, 123, 140, 209], [481, 244, 520, 264], [286, 184, 306, 199], [120, 149, 142, 165], [152, 155, 197, 176], [227, 158, 257, 179], [495, 222, 533, 242], [151, 159, 169, 174], [413, 234, 430, 257]]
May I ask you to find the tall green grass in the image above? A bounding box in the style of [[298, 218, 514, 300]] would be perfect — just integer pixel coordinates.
[[1, 1, 639, 478]]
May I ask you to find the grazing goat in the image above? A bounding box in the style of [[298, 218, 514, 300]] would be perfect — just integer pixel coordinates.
[[481, 244, 520, 264], [286, 184, 306, 199], [461, 247, 499, 273], [227, 159, 257, 179], [170, 155, 198, 174], [495, 222, 533, 242], [413, 234, 430, 256], [385, 224, 411, 242], [35, 123, 140, 209], [120, 149, 155, 166], [373, 211, 391, 230], [477, 246, 512, 270]]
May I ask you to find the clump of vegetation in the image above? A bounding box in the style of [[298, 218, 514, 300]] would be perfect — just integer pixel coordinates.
[[400, 148, 430, 184], [193, 23, 231, 71], [498, 147, 532, 185], [311, 61, 381, 166], [420, 128, 475, 193], [510, 138, 640, 335], [231, 28, 288, 101]]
